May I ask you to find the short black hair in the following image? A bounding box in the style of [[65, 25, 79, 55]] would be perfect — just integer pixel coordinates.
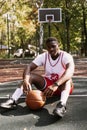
[[46, 37, 58, 44]]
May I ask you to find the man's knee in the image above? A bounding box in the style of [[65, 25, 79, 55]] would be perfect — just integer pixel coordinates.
[[58, 79, 72, 91]]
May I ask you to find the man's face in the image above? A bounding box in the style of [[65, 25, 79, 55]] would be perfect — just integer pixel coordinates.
[[46, 41, 59, 57]]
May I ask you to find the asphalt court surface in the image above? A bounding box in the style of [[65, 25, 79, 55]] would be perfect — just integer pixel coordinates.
[[0, 77, 87, 130]]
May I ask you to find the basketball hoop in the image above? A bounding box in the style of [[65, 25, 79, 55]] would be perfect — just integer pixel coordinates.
[[38, 8, 62, 23], [38, 8, 62, 43], [46, 15, 54, 22]]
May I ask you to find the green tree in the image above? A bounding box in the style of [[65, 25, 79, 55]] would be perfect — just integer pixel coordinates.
[[0, 0, 87, 57]]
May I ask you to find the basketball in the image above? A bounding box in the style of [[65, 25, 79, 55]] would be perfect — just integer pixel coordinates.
[[25, 90, 46, 110]]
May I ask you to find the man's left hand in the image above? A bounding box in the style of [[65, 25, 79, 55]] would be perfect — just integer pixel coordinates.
[[43, 85, 58, 97]]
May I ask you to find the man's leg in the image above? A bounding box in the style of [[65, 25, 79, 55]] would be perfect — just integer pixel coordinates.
[[0, 73, 45, 109], [53, 79, 73, 117]]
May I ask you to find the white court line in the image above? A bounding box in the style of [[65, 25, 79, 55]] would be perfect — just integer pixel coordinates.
[[0, 95, 87, 99], [0, 96, 26, 99], [70, 95, 87, 97]]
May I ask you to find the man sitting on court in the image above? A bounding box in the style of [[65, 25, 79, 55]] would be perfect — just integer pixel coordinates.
[[0, 37, 75, 117]]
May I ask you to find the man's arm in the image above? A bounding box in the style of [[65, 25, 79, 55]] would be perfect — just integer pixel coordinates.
[[22, 62, 38, 92], [23, 62, 38, 81], [44, 61, 75, 97], [56, 61, 75, 86]]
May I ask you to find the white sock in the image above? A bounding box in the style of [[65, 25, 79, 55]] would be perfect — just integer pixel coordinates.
[[60, 89, 70, 106], [12, 87, 23, 101], [60, 80, 71, 106], [60, 80, 71, 105]]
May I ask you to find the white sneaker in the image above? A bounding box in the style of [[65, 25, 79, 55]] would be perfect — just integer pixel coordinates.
[[53, 102, 66, 117], [0, 98, 17, 109]]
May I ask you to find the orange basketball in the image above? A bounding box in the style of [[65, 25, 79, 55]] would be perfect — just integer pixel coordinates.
[[25, 90, 46, 110]]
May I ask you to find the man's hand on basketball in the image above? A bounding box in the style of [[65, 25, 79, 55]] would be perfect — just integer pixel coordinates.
[[23, 79, 32, 94], [44, 85, 58, 97]]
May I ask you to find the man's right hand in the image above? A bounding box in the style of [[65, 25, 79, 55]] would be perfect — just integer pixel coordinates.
[[23, 79, 32, 94]]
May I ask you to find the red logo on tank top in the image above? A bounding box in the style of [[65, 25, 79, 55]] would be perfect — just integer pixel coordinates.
[[50, 73, 59, 82]]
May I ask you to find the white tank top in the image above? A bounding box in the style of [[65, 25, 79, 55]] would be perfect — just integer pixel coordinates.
[[44, 51, 66, 81], [33, 50, 73, 82]]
